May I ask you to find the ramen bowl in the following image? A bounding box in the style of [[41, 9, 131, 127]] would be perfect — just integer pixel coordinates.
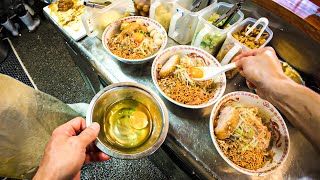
[[151, 45, 226, 109], [209, 91, 290, 176], [86, 82, 169, 159], [102, 16, 168, 64]]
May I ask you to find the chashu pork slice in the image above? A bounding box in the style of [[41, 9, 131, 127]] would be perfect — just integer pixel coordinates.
[[159, 55, 180, 78], [215, 106, 240, 139]]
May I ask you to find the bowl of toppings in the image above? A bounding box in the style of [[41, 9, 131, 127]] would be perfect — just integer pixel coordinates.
[[209, 91, 290, 176], [102, 16, 167, 64], [151, 45, 227, 109], [86, 82, 169, 159], [281, 61, 305, 85]]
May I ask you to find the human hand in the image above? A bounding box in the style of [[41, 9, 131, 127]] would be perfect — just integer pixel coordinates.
[[33, 117, 110, 180], [233, 47, 290, 99]]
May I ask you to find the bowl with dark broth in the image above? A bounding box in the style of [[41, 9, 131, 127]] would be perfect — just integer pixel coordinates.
[[86, 82, 169, 159]]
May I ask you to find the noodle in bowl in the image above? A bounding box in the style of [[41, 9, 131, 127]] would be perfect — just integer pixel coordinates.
[[152, 45, 226, 109], [209, 91, 290, 176], [102, 16, 167, 64]]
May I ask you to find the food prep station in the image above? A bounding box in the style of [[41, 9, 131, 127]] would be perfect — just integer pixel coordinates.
[[43, 0, 320, 179]]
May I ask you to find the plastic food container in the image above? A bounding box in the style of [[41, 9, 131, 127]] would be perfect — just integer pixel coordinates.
[[134, 0, 151, 17], [168, 0, 216, 45], [149, 0, 178, 32], [215, 17, 273, 78], [216, 17, 273, 64], [81, 0, 131, 39], [191, 2, 244, 56]]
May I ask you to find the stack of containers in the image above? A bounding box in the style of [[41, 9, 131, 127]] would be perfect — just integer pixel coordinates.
[[167, 0, 217, 45], [215, 17, 273, 78], [191, 2, 244, 56]]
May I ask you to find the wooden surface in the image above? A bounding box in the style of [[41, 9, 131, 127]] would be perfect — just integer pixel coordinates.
[[253, 0, 320, 42]]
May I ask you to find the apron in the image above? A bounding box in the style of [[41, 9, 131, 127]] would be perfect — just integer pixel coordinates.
[[0, 74, 80, 179]]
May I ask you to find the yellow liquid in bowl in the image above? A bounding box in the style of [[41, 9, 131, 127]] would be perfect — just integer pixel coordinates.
[[104, 99, 152, 148]]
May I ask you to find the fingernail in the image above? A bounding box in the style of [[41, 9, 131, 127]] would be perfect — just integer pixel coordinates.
[[90, 122, 100, 131]]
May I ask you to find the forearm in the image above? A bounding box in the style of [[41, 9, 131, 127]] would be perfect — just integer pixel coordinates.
[[265, 79, 320, 150], [33, 166, 56, 180]]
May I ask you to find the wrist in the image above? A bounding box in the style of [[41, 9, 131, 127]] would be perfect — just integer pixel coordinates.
[[33, 163, 58, 180]]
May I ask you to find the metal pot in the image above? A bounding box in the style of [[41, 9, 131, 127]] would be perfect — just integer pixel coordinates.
[[86, 82, 169, 159]]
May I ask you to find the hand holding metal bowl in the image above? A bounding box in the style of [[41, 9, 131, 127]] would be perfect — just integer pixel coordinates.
[[86, 82, 169, 159]]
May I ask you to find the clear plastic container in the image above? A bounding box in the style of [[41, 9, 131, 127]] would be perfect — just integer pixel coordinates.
[[215, 17, 273, 78], [82, 0, 131, 39], [167, 0, 216, 45], [134, 0, 151, 17], [149, 0, 178, 32], [191, 2, 244, 55]]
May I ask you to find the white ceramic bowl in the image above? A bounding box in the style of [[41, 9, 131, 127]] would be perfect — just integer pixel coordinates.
[[151, 45, 227, 109], [209, 91, 290, 176], [102, 16, 168, 64]]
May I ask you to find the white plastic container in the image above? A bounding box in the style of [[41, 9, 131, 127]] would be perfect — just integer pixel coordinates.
[[149, 0, 178, 32], [191, 2, 244, 56], [216, 17, 273, 65], [167, 0, 216, 45], [81, 0, 131, 39]]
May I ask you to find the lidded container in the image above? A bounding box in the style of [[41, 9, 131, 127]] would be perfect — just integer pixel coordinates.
[[149, 0, 179, 32], [216, 17, 273, 78], [134, 0, 151, 17], [168, 0, 215, 45], [191, 2, 244, 55], [81, 0, 131, 39]]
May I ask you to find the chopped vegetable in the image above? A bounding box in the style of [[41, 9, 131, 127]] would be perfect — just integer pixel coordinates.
[[195, 13, 232, 55], [207, 13, 231, 29]]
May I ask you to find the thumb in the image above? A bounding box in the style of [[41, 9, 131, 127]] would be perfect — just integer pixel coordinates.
[[234, 58, 243, 68], [78, 122, 100, 147]]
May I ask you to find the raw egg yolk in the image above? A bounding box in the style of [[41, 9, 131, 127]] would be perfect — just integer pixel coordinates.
[[129, 111, 148, 130], [188, 67, 204, 78]]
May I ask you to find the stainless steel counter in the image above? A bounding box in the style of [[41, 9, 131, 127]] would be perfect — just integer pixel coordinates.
[[44, 1, 320, 179]]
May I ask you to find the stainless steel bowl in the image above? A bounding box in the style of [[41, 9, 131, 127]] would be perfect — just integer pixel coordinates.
[[86, 82, 169, 159]]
